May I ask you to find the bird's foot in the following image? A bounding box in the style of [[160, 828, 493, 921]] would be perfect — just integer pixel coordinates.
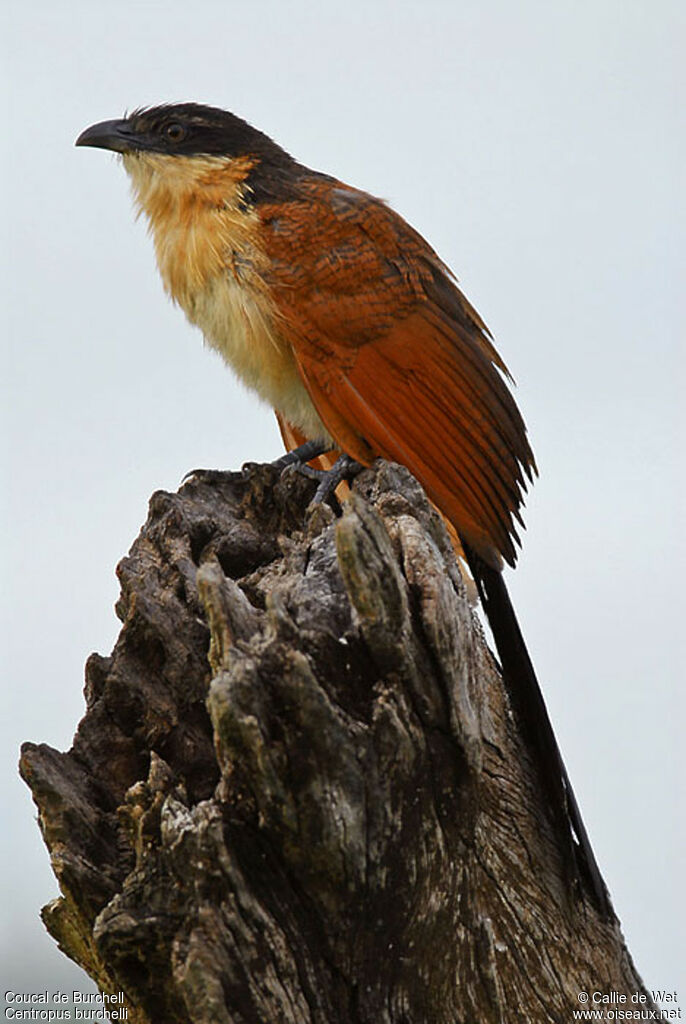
[[182, 440, 332, 485], [308, 454, 364, 505], [182, 442, 362, 512], [274, 440, 364, 510]]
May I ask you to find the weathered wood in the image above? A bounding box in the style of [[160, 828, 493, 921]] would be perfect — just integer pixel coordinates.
[[20, 460, 650, 1023]]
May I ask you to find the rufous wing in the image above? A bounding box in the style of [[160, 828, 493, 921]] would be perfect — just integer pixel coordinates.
[[261, 178, 536, 568]]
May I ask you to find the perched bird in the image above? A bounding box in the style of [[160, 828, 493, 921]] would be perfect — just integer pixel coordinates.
[[76, 103, 609, 912]]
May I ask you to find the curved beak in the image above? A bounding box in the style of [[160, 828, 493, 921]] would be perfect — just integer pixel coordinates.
[[75, 119, 136, 153]]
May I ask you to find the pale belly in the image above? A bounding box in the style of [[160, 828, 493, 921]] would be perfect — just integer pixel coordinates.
[[121, 150, 330, 443], [183, 274, 330, 443]]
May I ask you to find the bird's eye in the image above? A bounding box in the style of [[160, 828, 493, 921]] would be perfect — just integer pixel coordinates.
[[164, 123, 186, 143]]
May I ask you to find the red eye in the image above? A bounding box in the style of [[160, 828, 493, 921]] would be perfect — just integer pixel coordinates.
[[165, 123, 186, 143]]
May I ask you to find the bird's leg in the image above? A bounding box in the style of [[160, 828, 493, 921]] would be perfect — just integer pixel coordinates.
[[271, 439, 332, 470]]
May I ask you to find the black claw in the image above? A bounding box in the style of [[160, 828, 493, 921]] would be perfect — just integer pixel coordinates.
[[182, 467, 206, 484], [182, 468, 241, 486]]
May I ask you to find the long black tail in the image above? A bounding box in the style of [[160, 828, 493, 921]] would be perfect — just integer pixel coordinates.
[[462, 542, 611, 915]]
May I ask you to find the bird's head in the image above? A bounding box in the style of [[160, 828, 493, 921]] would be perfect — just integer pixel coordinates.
[[76, 102, 286, 162], [76, 103, 297, 216]]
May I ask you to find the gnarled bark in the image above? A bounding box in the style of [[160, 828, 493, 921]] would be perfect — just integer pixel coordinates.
[[20, 460, 650, 1023]]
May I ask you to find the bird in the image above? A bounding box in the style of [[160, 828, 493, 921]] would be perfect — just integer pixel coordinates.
[[76, 102, 610, 913]]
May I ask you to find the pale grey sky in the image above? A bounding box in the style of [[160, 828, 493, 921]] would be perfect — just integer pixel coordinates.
[[2, 0, 683, 1005]]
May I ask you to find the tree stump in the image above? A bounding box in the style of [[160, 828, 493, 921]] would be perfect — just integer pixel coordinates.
[[20, 460, 650, 1023]]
